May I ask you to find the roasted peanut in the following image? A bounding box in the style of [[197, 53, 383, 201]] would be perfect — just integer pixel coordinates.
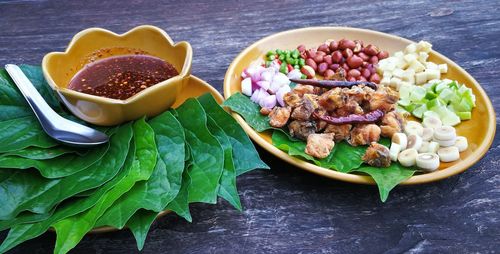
[[329, 40, 338, 51], [369, 73, 381, 83], [342, 48, 353, 58], [346, 55, 363, 69], [324, 55, 333, 65], [305, 58, 318, 71], [317, 43, 330, 54], [331, 51, 343, 63], [301, 65, 316, 78], [338, 39, 355, 50], [318, 62, 328, 75], [364, 44, 380, 56]]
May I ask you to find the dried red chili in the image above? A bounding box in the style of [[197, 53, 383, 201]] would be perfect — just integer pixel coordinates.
[[289, 79, 378, 90], [314, 109, 384, 125]]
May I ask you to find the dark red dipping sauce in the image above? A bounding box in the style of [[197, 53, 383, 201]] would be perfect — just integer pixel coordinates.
[[68, 55, 178, 100]]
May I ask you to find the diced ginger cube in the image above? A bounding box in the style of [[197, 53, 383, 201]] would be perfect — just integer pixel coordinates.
[[426, 62, 439, 70], [409, 60, 426, 73], [380, 76, 391, 86], [385, 61, 396, 71], [383, 70, 393, 79], [439, 64, 448, 73], [425, 69, 440, 80], [392, 69, 405, 79], [417, 41, 432, 53], [402, 69, 415, 84], [390, 77, 402, 89], [404, 53, 417, 63], [396, 58, 408, 69], [405, 43, 417, 54], [394, 51, 404, 59], [415, 72, 427, 85], [418, 52, 429, 63]]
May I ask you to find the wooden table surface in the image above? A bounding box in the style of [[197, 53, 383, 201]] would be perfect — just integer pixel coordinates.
[[1, 0, 499, 253]]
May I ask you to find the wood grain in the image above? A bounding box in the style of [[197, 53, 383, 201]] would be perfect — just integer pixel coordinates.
[[0, 0, 498, 253]]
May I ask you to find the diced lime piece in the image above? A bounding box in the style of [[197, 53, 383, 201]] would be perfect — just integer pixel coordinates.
[[438, 88, 454, 103], [457, 111, 472, 120], [412, 104, 428, 118], [410, 86, 426, 101], [423, 111, 440, 119], [431, 105, 449, 118], [448, 81, 459, 90], [441, 112, 461, 126], [458, 84, 469, 95], [396, 105, 410, 114], [426, 98, 443, 110], [404, 103, 419, 113], [462, 89, 476, 107], [435, 82, 449, 93], [399, 83, 413, 99], [398, 99, 411, 107], [425, 91, 438, 100]]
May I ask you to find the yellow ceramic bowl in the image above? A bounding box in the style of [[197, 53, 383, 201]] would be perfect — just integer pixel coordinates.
[[224, 27, 496, 185], [42, 25, 192, 126]]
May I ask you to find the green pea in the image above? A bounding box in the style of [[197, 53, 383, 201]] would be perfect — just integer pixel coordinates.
[[284, 50, 290, 55], [301, 74, 307, 79], [279, 54, 285, 61], [294, 65, 300, 69], [286, 57, 294, 64], [299, 58, 305, 66], [291, 49, 300, 59], [276, 49, 283, 55], [266, 50, 276, 57], [268, 54, 276, 60]]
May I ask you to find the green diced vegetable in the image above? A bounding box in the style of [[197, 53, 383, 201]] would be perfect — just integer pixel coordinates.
[[457, 111, 472, 120]]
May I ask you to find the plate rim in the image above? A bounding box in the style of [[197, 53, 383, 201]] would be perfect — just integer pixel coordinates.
[[223, 26, 497, 185]]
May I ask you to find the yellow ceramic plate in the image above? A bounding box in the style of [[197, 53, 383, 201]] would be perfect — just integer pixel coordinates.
[[88, 75, 223, 233], [224, 27, 496, 185]]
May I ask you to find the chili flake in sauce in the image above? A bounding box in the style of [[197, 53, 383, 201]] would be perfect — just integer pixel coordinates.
[[68, 55, 178, 100]]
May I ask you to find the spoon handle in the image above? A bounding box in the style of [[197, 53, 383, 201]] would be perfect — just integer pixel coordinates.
[[5, 64, 62, 126]]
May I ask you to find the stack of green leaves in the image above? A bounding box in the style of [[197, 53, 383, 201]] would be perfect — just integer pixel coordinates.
[[0, 65, 268, 253], [223, 92, 416, 202]]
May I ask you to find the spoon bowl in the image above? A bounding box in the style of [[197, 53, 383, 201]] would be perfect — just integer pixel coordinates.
[[5, 64, 109, 147]]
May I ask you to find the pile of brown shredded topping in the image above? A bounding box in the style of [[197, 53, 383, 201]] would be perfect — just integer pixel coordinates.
[[263, 77, 405, 167]]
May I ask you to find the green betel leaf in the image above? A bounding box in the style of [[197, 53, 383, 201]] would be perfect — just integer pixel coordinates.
[[0, 65, 60, 121], [0, 123, 133, 220], [175, 99, 224, 204], [52, 117, 157, 254], [1, 146, 78, 160], [354, 165, 416, 202], [0, 143, 109, 178], [0, 117, 59, 153], [95, 111, 185, 229], [165, 158, 193, 222], [0, 138, 136, 254], [206, 115, 241, 211], [198, 93, 268, 175], [222, 92, 272, 132], [271, 131, 366, 173], [127, 209, 158, 251]]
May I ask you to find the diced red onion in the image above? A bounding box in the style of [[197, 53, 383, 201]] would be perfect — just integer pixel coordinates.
[[287, 69, 302, 80], [273, 72, 291, 86], [270, 60, 281, 72], [241, 78, 252, 96], [276, 85, 291, 107], [260, 94, 276, 109], [261, 70, 274, 82], [256, 80, 270, 90], [250, 88, 261, 103], [241, 68, 249, 79]]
